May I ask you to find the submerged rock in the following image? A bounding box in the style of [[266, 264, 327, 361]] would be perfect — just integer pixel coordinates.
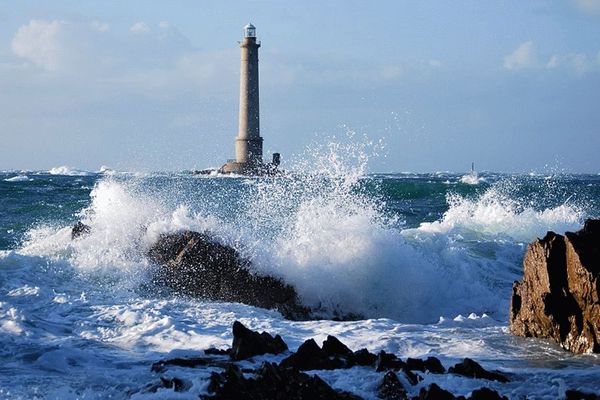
[[71, 221, 91, 239], [148, 230, 310, 319], [231, 320, 288, 361], [448, 358, 508, 383], [510, 219, 600, 353]]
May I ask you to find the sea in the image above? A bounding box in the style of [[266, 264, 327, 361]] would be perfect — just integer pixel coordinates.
[[1, 145, 600, 399]]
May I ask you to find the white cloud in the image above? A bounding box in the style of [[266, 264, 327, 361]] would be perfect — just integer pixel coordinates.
[[158, 21, 170, 29], [546, 53, 592, 75], [11, 20, 65, 71], [503, 41, 537, 70], [572, 0, 600, 15], [130, 21, 150, 34], [91, 21, 109, 32]]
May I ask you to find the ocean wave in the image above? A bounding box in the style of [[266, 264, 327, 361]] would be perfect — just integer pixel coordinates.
[[412, 187, 583, 243], [48, 166, 93, 176], [4, 175, 30, 182]]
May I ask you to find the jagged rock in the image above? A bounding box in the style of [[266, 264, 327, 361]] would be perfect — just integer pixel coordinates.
[[148, 230, 310, 319], [280, 338, 345, 370], [405, 357, 445, 374], [417, 383, 458, 400], [565, 389, 600, 400], [379, 371, 407, 400], [349, 348, 377, 366], [71, 221, 91, 239], [448, 358, 508, 383], [510, 219, 600, 353], [202, 362, 362, 400], [469, 387, 507, 400], [205, 347, 231, 356], [231, 320, 288, 360], [375, 351, 406, 372], [322, 335, 353, 357]]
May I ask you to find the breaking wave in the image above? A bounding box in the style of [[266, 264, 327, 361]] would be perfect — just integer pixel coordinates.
[[18, 136, 589, 324]]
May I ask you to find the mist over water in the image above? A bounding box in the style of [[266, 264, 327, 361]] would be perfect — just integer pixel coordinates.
[[1, 138, 600, 398]]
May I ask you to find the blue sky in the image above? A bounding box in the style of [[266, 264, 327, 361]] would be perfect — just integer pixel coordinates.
[[1, 1, 599, 173]]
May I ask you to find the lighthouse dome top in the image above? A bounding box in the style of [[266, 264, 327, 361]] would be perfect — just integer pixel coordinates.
[[244, 23, 256, 38]]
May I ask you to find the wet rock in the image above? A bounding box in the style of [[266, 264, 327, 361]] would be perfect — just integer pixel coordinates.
[[148, 230, 310, 319], [322, 335, 353, 357], [405, 357, 445, 374], [280, 338, 345, 370], [202, 362, 363, 400], [349, 348, 377, 366], [231, 320, 288, 361], [159, 377, 190, 392], [375, 351, 406, 372], [71, 221, 91, 239], [469, 387, 508, 400], [379, 371, 407, 400], [418, 383, 458, 400], [205, 347, 231, 356], [510, 219, 600, 353], [448, 358, 509, 383], [565, 389, 600, 400], [151, 357, 232, 373]]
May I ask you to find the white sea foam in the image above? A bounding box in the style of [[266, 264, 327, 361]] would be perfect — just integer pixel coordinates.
[[414, 188, 583, 243], [459, 173, 485, 185], [48, 166, 92, 176], [4, 175, 30, 182]]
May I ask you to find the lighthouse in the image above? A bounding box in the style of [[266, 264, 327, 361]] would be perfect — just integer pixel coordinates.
[[219, 23, 279, 175]]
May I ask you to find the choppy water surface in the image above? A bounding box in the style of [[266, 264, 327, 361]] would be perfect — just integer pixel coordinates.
[[1, 159, 599, 399]]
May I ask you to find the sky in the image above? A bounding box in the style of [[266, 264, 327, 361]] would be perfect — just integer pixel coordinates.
[[0, 0, 599, 173]]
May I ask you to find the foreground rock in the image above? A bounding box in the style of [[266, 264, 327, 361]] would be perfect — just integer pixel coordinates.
[[230, 320, 288, 360], [150, 321, 517, 399], [148, 230, 310, 319], [203, 363, 362, 400], [510, 219, 600, 353]]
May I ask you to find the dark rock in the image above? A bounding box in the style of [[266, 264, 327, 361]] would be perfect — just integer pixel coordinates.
[[349, 348, 377, 366], [148, 230, 310, 320], [151, 357, 232, 373], [205, 347, 231, 356], [375, 351, 406, 372], [159, 377, 190, 392], [424, 356, 446, 374], [469, 387, 507, 400], [448, 358, 509, 383], [322, 335, 353, 357], [418, 383, 458, 400], [280, 338, 345, 370], [202, 362, 363, 400], [510, 219, 600, 353], [379, 371, 407, 400], [231, 320, 288, 361], [565, 389, 600, 400], [71, 222, 91, 239], [406, 356, 445, 374]]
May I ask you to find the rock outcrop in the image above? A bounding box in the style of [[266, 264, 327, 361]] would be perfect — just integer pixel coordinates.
[[148, 230, 310, 319], [510, 219, 600, 353], [149, 321, 516, 399]]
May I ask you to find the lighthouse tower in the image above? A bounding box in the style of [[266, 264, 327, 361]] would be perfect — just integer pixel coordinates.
[[220, 23, 269, 174], [236, 23, 262, 166]]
